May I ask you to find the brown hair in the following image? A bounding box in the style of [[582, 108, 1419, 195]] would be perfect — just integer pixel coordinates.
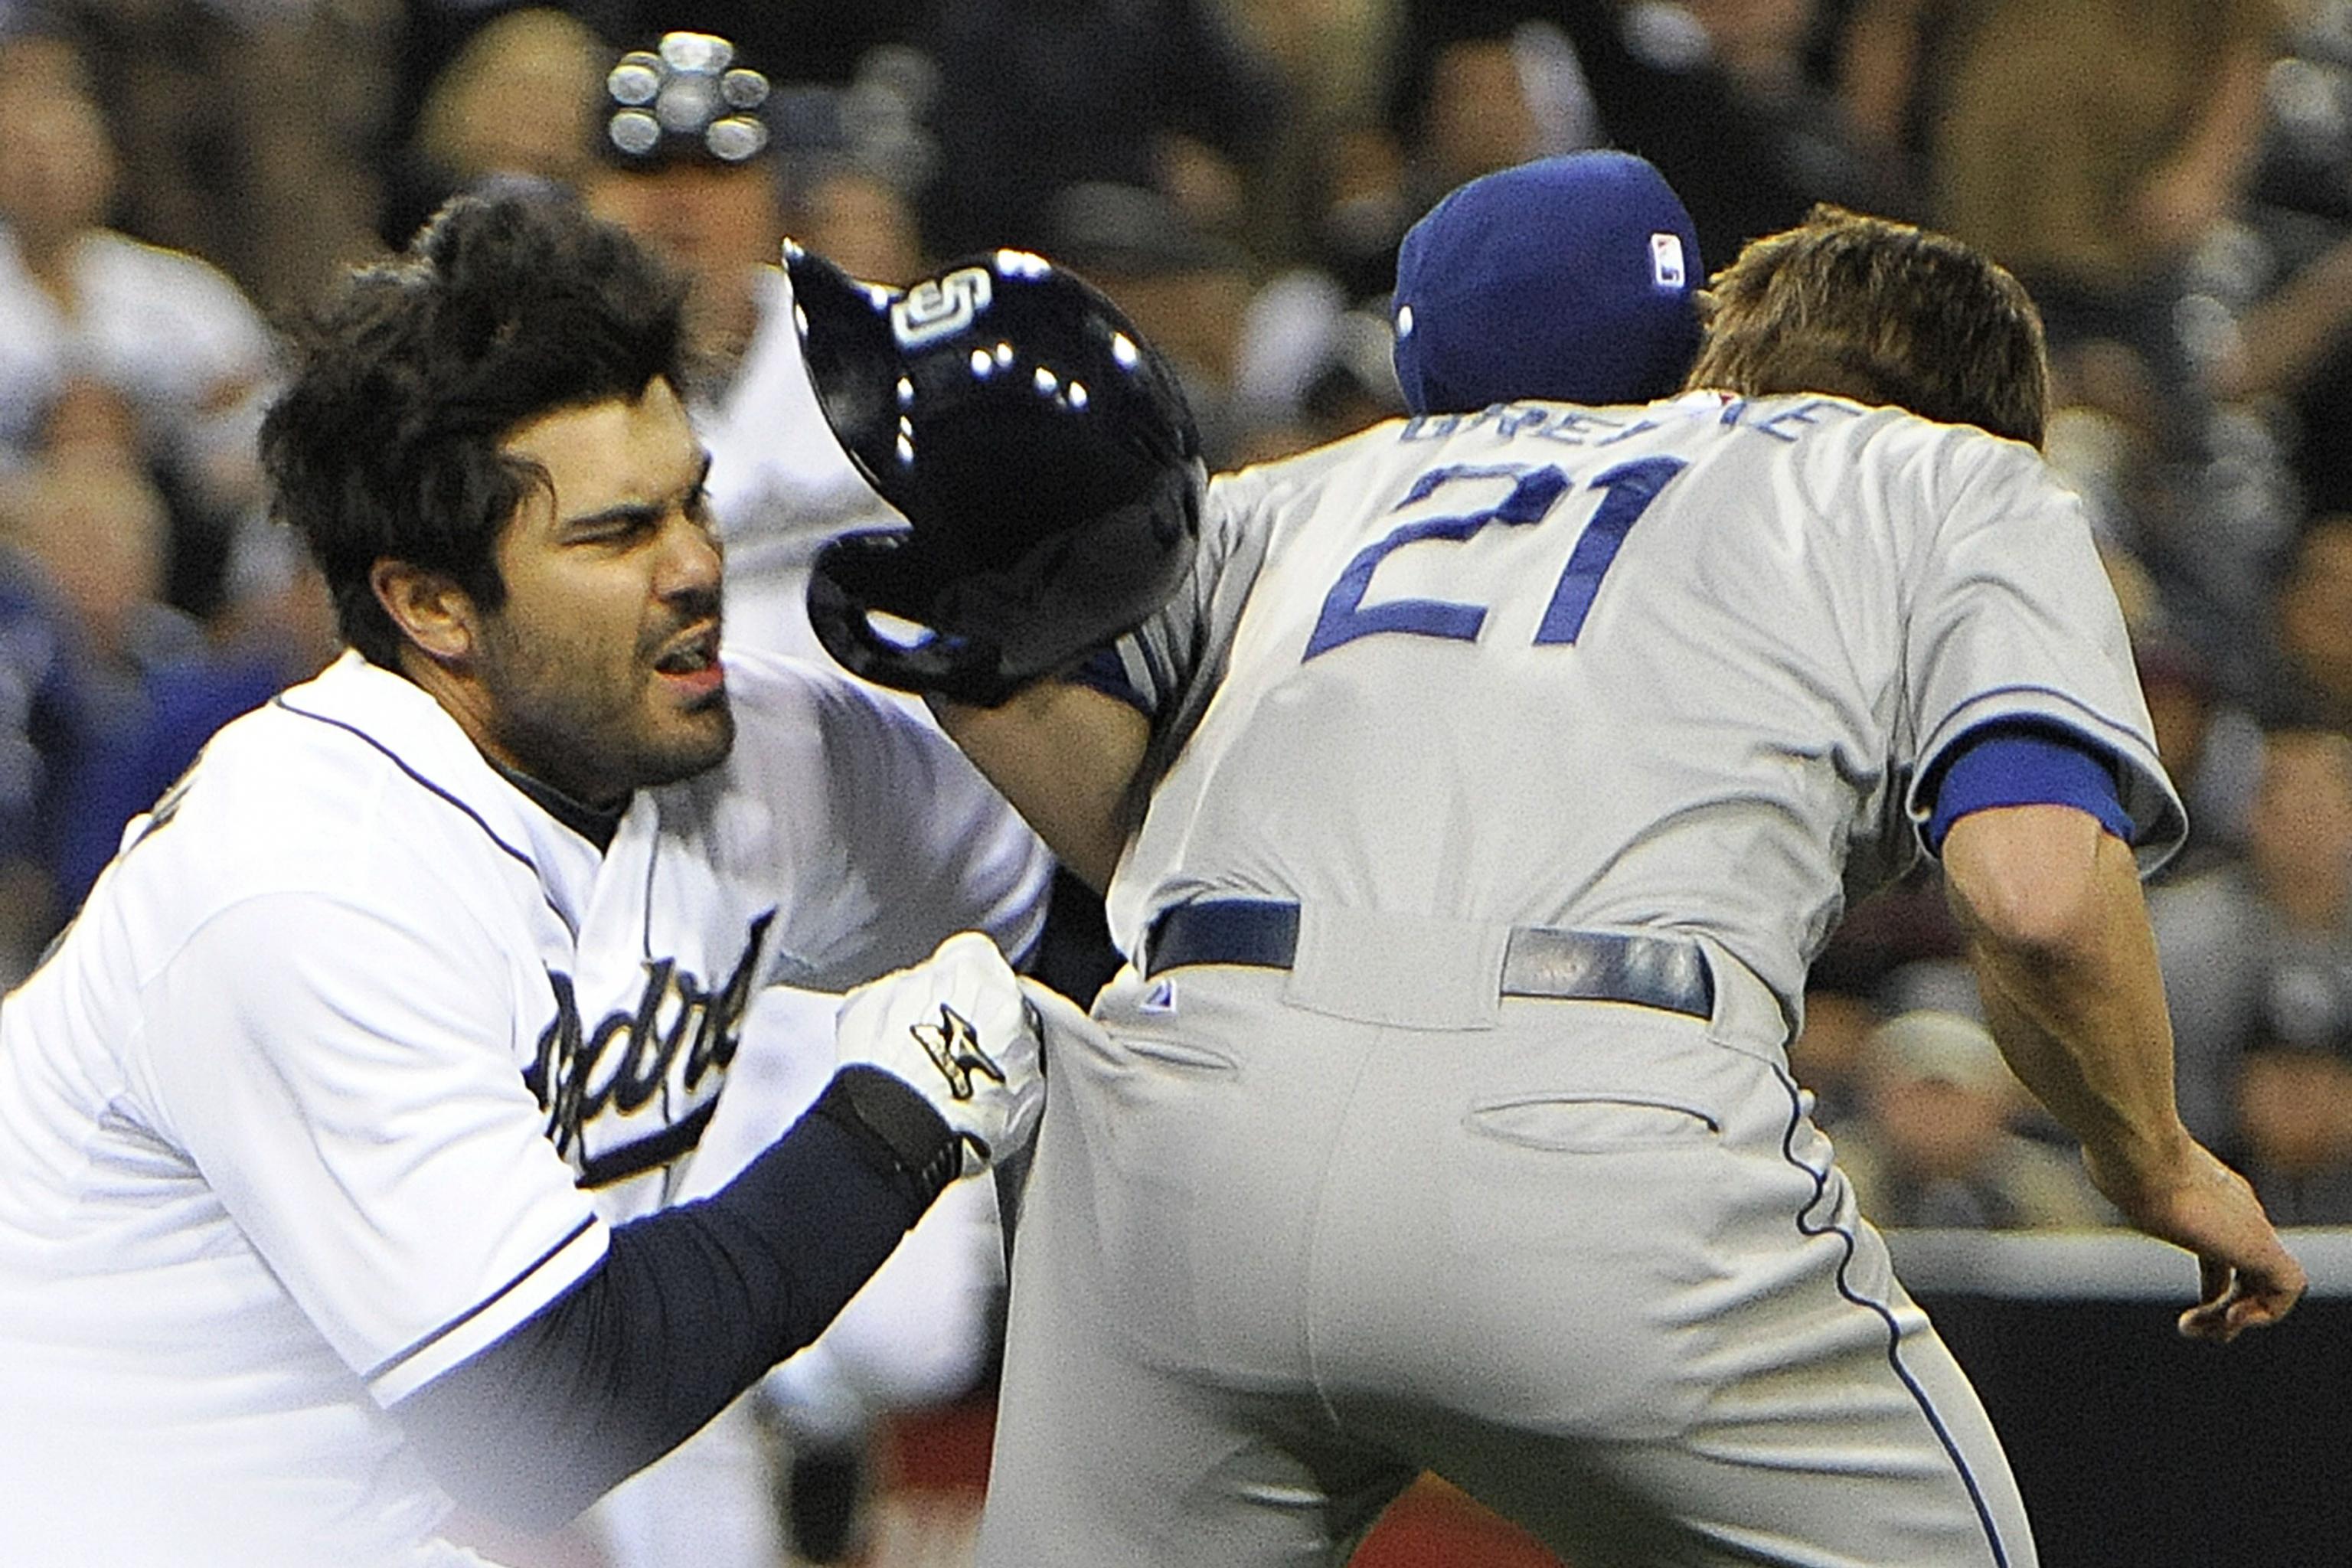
[[1684, 205, 2050, 449]]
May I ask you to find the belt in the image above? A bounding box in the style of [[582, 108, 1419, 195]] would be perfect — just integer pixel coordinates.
[[1142, 899, 1715, 1019]]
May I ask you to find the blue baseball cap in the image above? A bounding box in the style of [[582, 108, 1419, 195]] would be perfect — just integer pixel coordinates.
[[1390, 151, 1703, 414]]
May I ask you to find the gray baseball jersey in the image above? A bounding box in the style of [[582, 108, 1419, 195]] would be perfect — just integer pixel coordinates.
[[978, 392, 2179, 1568], [1104, 390, 2181, 1017], [0, 647, 1047, 1566]]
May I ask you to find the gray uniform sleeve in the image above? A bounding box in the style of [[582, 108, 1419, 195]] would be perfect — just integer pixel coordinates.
[[1899, 433, 2187, 871], [1110, 465, 1279, 802]]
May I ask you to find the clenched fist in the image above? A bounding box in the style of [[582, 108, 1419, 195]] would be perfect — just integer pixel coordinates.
[[834, 932, 1047, 1179]]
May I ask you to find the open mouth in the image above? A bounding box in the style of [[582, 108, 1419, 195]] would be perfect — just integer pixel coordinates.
[[654, 625, 724, 688]]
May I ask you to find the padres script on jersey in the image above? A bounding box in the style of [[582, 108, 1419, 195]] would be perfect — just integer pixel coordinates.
[[0, 647, 1045, 1564], [1106, 390, 2184, 1010]]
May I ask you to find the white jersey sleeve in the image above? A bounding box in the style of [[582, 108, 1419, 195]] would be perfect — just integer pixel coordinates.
[[137, 893, 608, 1403], [714, 651, 1053, 988], [1097, 446, 1320, 820]]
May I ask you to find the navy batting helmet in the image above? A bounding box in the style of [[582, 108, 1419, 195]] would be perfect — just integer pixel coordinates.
[[787, 241, 1204, 706]]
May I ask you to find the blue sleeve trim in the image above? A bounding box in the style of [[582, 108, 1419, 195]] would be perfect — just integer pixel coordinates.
[[1926, 724, 2135, 852], [1063, 644, 1152, 717]]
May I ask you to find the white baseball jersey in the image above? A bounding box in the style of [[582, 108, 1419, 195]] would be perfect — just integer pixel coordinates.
[[0, 647, 1047, 1567], [1105, 390, 2184, 1014]]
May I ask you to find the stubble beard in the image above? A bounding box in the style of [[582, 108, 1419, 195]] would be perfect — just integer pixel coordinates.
[[485, 656, 737, 806]]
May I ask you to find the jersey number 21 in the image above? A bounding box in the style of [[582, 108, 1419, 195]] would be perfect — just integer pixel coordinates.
[[1303, 456, 1685, 661]]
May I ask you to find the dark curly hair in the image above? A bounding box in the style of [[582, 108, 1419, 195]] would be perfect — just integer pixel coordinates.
[[261, 189, 694, 667], [1684, 204, 2050, 450]]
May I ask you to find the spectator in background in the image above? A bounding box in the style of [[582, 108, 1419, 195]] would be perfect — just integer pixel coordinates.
[[1840, 0, 2301, 438], [31, 0, 393, 314], [0, 544, 87, 985], [0, 377, 285, 922], [1044, 180, 1261, 466], [377, 5, 609, 250], [2151, 727, 2352, 1148], [914, 0, 1289, 260], [1213, 0, 1403, 271], [1833, 1010, 2112, 1230], [2236, 951, 2352, 1223], [1403, 21, 1597, 203], [1537, 0, 1904, 270], [2269, 515, 2352, 731], [790, 162, 926, 288], [1844, 0, 2295, 305], [0, 28, 281, 627]]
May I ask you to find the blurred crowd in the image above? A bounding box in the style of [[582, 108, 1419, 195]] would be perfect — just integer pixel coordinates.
[[3, 0, 2352, 1290]]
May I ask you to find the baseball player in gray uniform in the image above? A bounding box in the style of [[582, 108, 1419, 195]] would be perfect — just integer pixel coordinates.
[[0, 191, 1088, 1568], [786, 161, 2307, 1567]]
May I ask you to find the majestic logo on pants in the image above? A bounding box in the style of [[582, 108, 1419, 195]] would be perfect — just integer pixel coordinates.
[[909, 1003, 1006, 1101], [524, 910, 776, 1187]]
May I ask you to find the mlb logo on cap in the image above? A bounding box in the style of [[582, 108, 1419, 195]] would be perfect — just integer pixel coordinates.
[[1651, 231, 1687, 289]]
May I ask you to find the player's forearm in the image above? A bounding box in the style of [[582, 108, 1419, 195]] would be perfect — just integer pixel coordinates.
[[394, 1071, 948, 1530], [1942, 808, 2196, 1178], [934, 681, 1149, 891]]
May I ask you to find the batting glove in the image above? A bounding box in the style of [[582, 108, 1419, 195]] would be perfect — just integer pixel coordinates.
[[833, 932, 1045, 1181]]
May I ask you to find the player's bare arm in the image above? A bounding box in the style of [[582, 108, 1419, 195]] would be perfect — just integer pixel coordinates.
[[935, 681, 1148, 891], [1942, 803, 2307, 1342]]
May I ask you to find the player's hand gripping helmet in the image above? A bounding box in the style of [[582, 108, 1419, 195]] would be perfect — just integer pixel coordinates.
[[787, 242, 1206, 707]]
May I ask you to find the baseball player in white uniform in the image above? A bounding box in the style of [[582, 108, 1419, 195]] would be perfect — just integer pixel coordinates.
[[0, 190, 1071, 1568], [792, 180, 2306, 1564]]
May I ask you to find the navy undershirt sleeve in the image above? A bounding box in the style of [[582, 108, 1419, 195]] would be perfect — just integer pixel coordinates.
[[391, 1069, 954, 1532], [1926, 722, 2135, 852], [1063, 644, 1152, 715]]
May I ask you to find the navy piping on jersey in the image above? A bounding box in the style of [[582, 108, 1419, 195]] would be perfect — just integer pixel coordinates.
[[581, 1094, 719, 1189], [1771, 1062, 2013, 1568], [274, 696, 576, 937], [363, 1214, 597, 1386], [639, 828, 662, 956]]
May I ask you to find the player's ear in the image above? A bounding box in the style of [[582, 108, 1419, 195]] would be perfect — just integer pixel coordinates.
[[371, 559, 479, 665]]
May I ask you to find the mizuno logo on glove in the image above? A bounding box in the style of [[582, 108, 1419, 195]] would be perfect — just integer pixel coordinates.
[[910, 1004, 1008, 1100]]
